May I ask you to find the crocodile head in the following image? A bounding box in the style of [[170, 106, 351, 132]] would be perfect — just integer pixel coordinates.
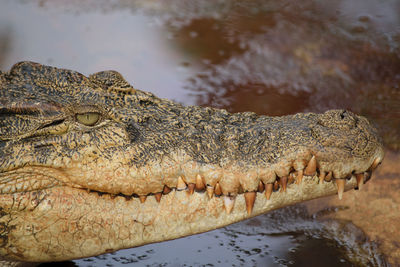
[[0, 62, 384, 263]]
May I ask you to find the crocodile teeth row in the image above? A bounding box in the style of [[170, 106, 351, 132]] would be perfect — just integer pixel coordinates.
[[91, 156, 381, 215], [137, 173, 370, 215]]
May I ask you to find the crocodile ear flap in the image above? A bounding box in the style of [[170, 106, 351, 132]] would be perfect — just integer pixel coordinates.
[[0, 104, 38, 140], [0, 101, 63, 140], [89, 71, 136, 95]]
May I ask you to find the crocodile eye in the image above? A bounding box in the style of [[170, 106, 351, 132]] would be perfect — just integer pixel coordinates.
[[76, 112, 100, 126]]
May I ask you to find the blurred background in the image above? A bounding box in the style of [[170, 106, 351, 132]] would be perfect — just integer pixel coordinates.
[[1, 0, 399, 266]]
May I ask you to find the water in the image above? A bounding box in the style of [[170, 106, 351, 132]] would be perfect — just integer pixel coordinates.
[[1, 0, 398, 265]]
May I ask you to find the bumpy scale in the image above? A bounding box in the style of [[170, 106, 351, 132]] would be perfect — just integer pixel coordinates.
[[0, 62, 384, 264]]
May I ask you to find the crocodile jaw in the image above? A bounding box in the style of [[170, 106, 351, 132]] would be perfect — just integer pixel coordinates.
[[0, 62, 385, 263], [0, 173, 361, 262]]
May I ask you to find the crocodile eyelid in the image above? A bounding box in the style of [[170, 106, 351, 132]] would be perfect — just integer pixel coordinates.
[[76, 112, 101, 126]]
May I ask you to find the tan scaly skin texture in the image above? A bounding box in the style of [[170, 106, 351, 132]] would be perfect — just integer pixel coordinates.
[[0, 62, 384, 264]]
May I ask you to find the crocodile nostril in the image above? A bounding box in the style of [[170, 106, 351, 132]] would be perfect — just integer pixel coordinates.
[[340, 111, 347, 119]]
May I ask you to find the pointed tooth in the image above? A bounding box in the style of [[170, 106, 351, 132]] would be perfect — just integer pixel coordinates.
[[177, 176, 187, 190], [195, 174, 205, 191], [187, 183, 195, 195], [265, 183, 273, 200], [154, 192, 162, 203], [304, 155, 317, 176], [369, 158, 381, 171], [280, 176, 288, 192], [110, 194, 116, 199], [325, 171, 333, 182], [244, 192, 256, 215], [336, 179, 345, 200], [258, 181, 265, 193], [86, 188, 91, 193], [296, 170, 303, 184], [163, 185, 172, 195], [207, 185, 214, 199], [319, 172, 326, 184], [139, 195, 147, 203], [224, 196, 235, 214], [214, 182, 222, 196], [356, 173, 364, 190]]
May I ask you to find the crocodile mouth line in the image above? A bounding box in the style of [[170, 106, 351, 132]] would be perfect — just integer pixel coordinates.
[[0, 155, 382, 215], [69, 155, 381, 215]]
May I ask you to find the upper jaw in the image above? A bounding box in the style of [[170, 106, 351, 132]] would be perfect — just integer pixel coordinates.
[[0, 106, 384, 205], [57, 130, 383, 211]]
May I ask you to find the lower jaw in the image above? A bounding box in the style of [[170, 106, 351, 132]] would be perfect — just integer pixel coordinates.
[[0, 175, 357, 262]]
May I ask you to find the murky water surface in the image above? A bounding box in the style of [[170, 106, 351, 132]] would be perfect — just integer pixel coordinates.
[[1, 0, 399, 265]]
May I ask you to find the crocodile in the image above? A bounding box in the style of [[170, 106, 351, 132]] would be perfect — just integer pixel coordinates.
[[0, 62, 384, 264]]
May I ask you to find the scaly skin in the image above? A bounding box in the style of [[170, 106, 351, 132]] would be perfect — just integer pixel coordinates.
[[0, 62, 384, 263]]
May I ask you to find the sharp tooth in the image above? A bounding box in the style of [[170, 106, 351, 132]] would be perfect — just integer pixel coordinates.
[[244, 192, 256, 215], [265, 183, 273, 200], [154, 192, 162, 203], [325, 171, 333, 182], [187, 183, 195, 195], [355, 173, 364, 190], [86, 188, 91, 193], [195, 174, 205, 191], [296, 170, 303, 184], [280, 176, 288, 192], [258, 181, 265, 193], [224, 196, 235, 214], [139, 195, 147, 203], [304, 155, 317, 176], [207, 185, 214, 199], [336, 179, 345, 200], [369, 158, 381, 171], [177, 176, 187, 190], [319, 172, 326, 184], [163, 185, 172, 195], [215, 182, 222, 196]]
